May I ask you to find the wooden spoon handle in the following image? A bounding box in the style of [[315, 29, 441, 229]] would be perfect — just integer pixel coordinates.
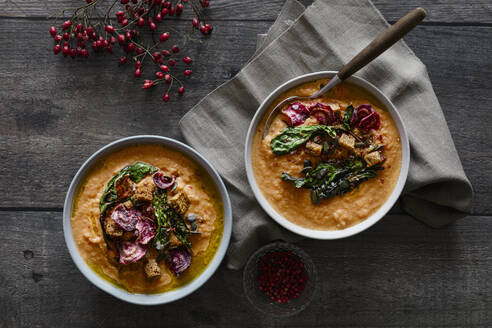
[[337, 7, 427, 81]]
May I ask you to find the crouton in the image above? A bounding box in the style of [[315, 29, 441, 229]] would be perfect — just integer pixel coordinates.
[[364, 151, 384, 167], [104, 217, 123, 238], [115, 174, 134, 199], [134, 175, 155, 202], [305, 141, 323, 156], [122, 199, 133, 209], [169, 232, 182, 247], [144, 259, 161, 278], [169, 192, 190, 216], [338, 133, 355, 150]]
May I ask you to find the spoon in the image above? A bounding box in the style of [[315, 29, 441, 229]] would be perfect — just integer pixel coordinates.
[[262, 7, 427, 139]]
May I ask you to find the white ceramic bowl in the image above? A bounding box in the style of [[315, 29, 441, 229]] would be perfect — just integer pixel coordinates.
[[245, 71, 410, 239], [63, 135, 232, 305]]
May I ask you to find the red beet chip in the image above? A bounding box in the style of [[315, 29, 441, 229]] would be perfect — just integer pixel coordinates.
[[351, 104, 373, 127], [281, 102, 309, 126], [119, 241, 146, 264], [167, 247, 191, 275], [309, 103, 336, 125], [358, 111, 381, 132], [111, 204, 140, 231], [153, 172, 175, 189], [136, 218, 157, 245]]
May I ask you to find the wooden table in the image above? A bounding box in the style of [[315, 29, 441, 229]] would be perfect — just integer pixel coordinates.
[[1, 0, 491, 326]]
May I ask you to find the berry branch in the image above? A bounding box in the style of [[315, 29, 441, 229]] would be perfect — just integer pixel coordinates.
[[49, 0, 213, 102]]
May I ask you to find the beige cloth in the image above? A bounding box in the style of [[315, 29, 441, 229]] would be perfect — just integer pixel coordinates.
[[180, 0, 473, 269]]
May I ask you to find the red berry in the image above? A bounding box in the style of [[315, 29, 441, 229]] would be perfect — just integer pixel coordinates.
[[164, 74, 172, 83], [161, 49, 171, 56], [63, 32, 70, 41], [81, 49, 89, 58], [169, 6, 175, 16], [162, 93, 170, 102], [155, 13, 162, 22], [86, 26, 94, 35], [143, 80, 154, 89], [102, 39, 109, 47], [168, 59, 176, 66], [163, 1, 170, 8], [176, 3, 183, 15], [183, 56, 192, 64], [149, 21, 157, 31], [91, 41, 97, 50], [171, 45, 179, 53], [126, 43, 136, 52], [121, 19, 129, 27], [135, 60, 142, 69], [62, 20, 72, 30], [161, 8, 168, 15], [192, 17, 199, 28], [156, 71, 164, 78], [159, 32, 170, 42], [116, 10, 125, 16], [121, 0, 129, 4], [153, 52, 161, 60], [183, 69, 192, 76], [119, 56, 127, 64], [125, 31, 132, 40], [86, 0, 93, 3], [204, 0, 209, 7], [117, 34, 126, 44], [62, 45, 70, 56], [54, 35, 62, 42], [105, 25, 115, 33], [138, 17, 145, 27], [53, 44, 61, 54], [134, 68, 142, 77], [155, 0, 162, 4], [178, 86, 185, 94], [106, 45, 113, 53], [160, 65, 169, 72], [49, 26, 57, 37], [136, 47, 144, 55]]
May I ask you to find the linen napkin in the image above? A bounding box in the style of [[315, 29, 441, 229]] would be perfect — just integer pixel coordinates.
[[180, 0, 473, 269]]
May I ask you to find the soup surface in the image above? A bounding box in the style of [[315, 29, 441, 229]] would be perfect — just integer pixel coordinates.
[[252, 79, 402, 230], [71, 144, 224, 293]]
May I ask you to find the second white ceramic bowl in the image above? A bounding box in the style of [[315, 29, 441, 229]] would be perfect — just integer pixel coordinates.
[[244, 72, 410, 239], [63, 135, 232, 305]]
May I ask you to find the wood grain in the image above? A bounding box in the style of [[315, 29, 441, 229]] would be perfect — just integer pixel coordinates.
[[1, 211, 491, 327], [0, 20, 490, 214], [1, 0, 492, 23]]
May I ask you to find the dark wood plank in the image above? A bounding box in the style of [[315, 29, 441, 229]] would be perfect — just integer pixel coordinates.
[[1, 211, 491, 327], [0, 20, 490, 214], [1, 0, 492, 23]]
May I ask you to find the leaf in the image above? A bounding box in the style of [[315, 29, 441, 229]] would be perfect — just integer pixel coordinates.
[[343, 105, 354, 131], [99, 161, 158, 216], [281, 159, 380, 204], [270, 125, 338, 155]]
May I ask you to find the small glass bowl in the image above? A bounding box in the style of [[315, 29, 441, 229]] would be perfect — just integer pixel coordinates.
[[243, 241, 317, 317]]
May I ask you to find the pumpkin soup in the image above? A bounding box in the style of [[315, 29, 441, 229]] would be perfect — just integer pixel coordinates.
[[71, 144, 224, 294], [252, 79, 402, 230]]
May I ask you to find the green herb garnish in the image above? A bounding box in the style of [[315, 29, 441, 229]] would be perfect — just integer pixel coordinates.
[[270, 125, 337, 155], [281, 159, 382, 204], [343, 105, 354, 131]]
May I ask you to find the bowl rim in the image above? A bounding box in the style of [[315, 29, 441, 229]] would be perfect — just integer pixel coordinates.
[[244, 71, 410, 239], [63, 135, 232, 305]]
